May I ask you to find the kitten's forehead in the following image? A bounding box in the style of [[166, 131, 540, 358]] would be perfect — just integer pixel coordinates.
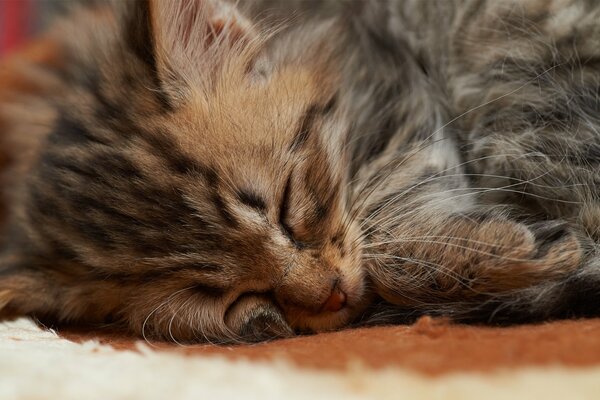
[[155, 62, 341, 199], [173, 65, 334, 149]]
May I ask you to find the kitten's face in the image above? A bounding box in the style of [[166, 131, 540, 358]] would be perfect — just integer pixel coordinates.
[[123, 67, 367, 340], [2, 0, 367, 342]]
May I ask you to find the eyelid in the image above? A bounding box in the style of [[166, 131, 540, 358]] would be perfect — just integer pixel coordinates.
[[279, 175, 293, 235], [278, 174, 305, 249]]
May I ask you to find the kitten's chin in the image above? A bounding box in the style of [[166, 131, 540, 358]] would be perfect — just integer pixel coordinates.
[[291, 307, 360, 333]]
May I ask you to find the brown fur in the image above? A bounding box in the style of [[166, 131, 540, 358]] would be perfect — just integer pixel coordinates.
[[0, 0, 365, 342], [1, 0, 599, 342]]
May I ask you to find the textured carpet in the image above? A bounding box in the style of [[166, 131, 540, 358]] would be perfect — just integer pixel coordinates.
[[61, 316, 600, 375], [2, 317, 599, 399]]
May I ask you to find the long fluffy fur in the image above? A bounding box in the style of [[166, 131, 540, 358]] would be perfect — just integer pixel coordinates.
[[0, 0, 599, 342]]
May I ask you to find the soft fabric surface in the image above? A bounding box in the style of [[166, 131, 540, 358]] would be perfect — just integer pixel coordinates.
[[62, 316, 600, 374], [3, 317, 600, 399]]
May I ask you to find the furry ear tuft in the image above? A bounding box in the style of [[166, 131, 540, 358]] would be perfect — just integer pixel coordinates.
[[126, 0, 257, 105], [161, 0, 255, 50]]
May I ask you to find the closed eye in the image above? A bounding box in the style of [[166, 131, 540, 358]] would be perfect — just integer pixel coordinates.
[[279, 174, 305, 249]]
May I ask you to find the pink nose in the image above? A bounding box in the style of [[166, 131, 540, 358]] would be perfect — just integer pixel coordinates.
[[321, 285, 347, 313]]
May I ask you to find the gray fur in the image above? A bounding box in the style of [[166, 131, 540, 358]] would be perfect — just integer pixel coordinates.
[[0, 0, 599, 342]]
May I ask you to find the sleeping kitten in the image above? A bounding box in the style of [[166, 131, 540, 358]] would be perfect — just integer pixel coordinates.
[[0, 0, 598, 343]]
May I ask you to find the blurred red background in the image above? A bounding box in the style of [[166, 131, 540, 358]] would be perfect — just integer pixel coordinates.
[[0, 0, 33, 55], [1, 0, 73, 56]]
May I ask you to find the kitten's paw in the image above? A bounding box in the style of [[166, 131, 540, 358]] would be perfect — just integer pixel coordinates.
[[225, 295, 294, 342], [465, 219, 583, 293], [529, 221, 580, 264], [366, 217, 583, 306]]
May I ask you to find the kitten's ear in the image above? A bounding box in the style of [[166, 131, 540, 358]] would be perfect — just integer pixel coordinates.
[[126, 0, 256, 105]]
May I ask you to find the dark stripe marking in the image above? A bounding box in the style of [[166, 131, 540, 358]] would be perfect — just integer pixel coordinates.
[[125, 0, 173, 110], [290, 97, 337, 152], [212, 191, 238, 227], [49, 114, 111, 147], [141, 131, 209, 175], [290, 104, 319, 151], [279, 174, 304, 249], [193, 283, 226, 298], [237, 190, 267, 212]]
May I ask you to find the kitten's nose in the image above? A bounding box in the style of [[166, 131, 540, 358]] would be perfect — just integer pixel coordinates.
[[321, 282, 347, 313]]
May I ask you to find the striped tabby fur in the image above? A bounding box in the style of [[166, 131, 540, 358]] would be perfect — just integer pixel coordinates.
[[0, 0, 599, 342]]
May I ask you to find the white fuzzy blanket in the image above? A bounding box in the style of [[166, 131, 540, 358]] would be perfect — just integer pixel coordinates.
[[1, 318, 599, 400]]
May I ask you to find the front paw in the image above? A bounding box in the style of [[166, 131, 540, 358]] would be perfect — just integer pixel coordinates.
[[225, 295, 294, 342], [472, 219, 583, 290], [365, 216, 584, 306]]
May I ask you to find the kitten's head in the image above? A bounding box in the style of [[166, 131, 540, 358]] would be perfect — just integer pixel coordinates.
[[0, 0, 367, 342]]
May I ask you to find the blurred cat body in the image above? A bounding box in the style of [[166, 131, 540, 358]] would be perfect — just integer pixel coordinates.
[[0, 0, 599, 342]]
